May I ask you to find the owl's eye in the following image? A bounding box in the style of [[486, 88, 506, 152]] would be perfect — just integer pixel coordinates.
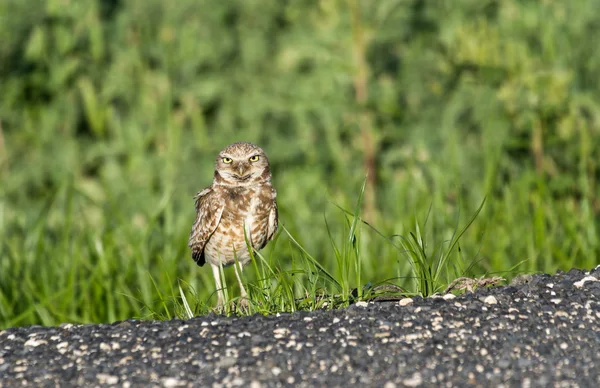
[[249, 155, 260, 162], [222, 157, 233, 164]]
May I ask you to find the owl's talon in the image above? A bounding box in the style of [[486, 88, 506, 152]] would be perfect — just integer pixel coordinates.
[[212, 306, 224, 315], [236, 297, 250, 313]]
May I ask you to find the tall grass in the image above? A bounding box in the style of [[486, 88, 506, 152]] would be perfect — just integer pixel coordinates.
[[397, 199, 487, 296], [1, 141, 597, 328], [1, 0, 600, 327], [140, 186, 494, 320]]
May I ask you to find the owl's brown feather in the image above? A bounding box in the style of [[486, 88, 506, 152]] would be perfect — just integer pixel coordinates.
[[188, 187, 224, 266], [260, 186, 278, 249]]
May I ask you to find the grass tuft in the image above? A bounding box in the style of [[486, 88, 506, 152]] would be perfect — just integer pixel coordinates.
[[140, 190, 495, 320], [397, 198, 488, 296]]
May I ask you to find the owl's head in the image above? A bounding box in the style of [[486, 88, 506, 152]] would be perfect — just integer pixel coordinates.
[[214, 142, 271, 186]]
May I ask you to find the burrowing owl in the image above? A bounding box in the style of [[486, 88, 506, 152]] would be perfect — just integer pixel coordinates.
[[188, 142, 278, 310]]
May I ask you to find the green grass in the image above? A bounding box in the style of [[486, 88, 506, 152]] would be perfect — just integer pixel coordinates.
[[2, 0, 600, 328], [1, 140, 597, 328], [1, 135, 598, 328], [132, 187, 497, 321]]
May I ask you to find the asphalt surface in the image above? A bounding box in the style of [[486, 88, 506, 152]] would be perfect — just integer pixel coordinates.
[[1, 266, 599, 388]]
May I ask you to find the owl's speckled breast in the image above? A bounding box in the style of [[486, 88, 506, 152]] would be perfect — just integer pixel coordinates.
[[203, 185, 272, 266]]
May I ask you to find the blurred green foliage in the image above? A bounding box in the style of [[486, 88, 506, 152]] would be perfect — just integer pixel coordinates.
[[1, 0, 599, 327]]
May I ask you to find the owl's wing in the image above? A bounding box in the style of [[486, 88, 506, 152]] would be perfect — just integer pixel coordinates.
[[266, 187, 278, 242], [188, 187, 224, 266]]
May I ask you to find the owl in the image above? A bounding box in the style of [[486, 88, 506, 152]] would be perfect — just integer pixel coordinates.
[[188, 142, 278, 311]]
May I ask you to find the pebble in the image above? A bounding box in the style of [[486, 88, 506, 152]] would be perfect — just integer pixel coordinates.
[[403, 372, 423, 387], [96, 374, 118, 385], [24, 338, 47, 347], [574, 276, 598, 288], [162, 377, 186, 387]]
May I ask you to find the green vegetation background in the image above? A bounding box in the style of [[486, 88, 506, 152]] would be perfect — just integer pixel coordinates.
[[1, 0, 599, 328]]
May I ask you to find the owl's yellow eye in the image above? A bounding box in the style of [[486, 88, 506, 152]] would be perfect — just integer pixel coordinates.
[[222, 157, 233, 164], [249, 155, 260, 162]]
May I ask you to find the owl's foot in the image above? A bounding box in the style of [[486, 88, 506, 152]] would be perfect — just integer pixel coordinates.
[[236, 297, 250, 313], [212, 301, 226, 315]]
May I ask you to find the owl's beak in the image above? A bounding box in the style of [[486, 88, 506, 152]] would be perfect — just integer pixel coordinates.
[[237, 165, 246, 176]]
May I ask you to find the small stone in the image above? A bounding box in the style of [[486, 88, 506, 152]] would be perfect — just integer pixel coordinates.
[[118, 356, 133, 365], [574, 276, 598, 288], [442, 294, 456, 300], [96, 374, 118, 385], [24, 338, 48, 347], [215, 356, 236, 368], [403, 372, 423, 387], [355, 301, 369, 307], [162, 377, 186, 387], [483, 295, 498, 305], [273, 328, 290, 338], [271, 367, 282, 376], [399, 298, 414, 306], [384, 382, 397, 388], [510, 275, 532, 286]]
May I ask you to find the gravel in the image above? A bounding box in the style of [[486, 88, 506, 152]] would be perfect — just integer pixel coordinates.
[[1, 266, 599, 387]]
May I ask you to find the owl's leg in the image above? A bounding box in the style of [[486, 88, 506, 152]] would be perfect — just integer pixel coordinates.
[[210, 263, 225, 311], [233, 262, 249, 310]]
